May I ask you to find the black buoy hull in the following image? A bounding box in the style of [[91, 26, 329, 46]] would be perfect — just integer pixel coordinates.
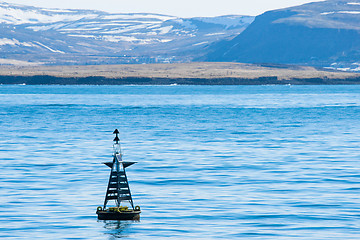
[[97, 210, 141, 220]]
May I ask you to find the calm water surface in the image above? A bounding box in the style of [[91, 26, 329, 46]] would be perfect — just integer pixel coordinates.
[[0, 85, 360, 239]]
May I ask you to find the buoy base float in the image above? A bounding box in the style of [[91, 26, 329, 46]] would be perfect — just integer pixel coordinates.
[[96, 206, 141, 220]]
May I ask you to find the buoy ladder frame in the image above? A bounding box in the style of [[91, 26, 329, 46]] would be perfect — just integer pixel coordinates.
[[102, 129, 138, 211]]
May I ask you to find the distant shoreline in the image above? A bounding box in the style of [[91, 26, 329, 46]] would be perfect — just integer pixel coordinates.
[[0, 62, 359, 85], [2, 75, 360, 85]]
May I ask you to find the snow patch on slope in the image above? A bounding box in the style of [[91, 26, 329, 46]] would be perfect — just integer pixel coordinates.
[[158, 26, 173, 34], [0, 6, 97, 24], [0, 38, 36, 47], [103, 13, 176, 21], [0, 58, 43, 65], [194, 15, 254, 28]]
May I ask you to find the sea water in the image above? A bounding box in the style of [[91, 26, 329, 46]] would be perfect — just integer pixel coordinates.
[[0, 85, 359, 239]]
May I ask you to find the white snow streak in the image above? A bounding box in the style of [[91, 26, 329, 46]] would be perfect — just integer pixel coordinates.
[[34, 41, 65, 53], [339, 11, 360, 14], [321, 11, 360, 15]]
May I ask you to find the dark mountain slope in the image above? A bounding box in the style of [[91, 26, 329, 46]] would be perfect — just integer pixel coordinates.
[[203, 0, 360, 69]]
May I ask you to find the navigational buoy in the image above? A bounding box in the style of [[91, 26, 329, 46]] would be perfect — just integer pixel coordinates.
[[96, 129, 141, 220]]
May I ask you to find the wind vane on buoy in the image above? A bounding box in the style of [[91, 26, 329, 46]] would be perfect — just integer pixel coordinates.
[[113, 129, 120, 144]]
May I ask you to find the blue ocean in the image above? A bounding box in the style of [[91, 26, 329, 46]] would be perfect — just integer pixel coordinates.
[[1, 85, 360, 239]]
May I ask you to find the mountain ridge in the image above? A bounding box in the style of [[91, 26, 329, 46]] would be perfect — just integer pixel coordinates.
[[0, 1, 253, 65]]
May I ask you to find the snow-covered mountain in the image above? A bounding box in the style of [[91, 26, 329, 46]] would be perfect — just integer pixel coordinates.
[[0, 1, 254, 65]]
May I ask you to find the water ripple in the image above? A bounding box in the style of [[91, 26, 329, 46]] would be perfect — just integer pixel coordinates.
[[1, 85, 360, 239]]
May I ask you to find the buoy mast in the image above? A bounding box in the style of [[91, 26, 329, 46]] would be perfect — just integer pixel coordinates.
[[103, 129, 136, 210]]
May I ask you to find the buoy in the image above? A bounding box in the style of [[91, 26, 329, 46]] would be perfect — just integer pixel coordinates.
[[96, 129, 141, 220]]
